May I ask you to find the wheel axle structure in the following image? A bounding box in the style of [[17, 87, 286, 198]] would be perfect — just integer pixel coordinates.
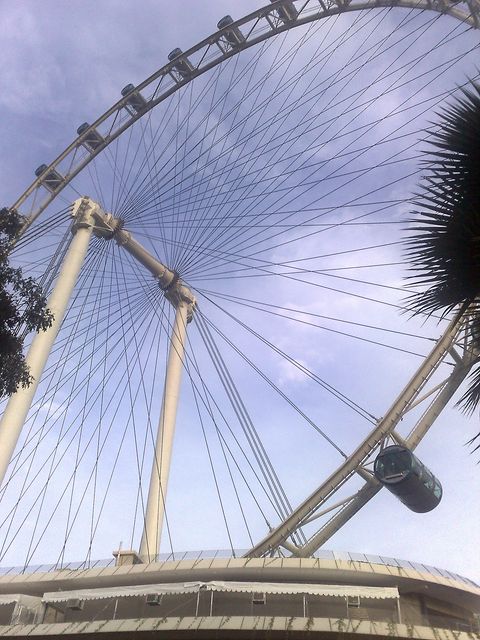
[[0, 197, 196, 562], [1, 0, 480, 570]]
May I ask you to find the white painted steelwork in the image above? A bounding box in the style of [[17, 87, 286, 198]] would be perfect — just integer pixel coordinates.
[[107, 214, 196, 560], [139, 302, 191, 561], [246, 310, 477, 557], [10, 0, 479, 232], [2, 0, 479, 564], [1, 196, 196, 564], [0, 199, 117, 487]]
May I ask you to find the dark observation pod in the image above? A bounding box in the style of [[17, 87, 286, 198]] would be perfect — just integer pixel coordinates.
[[121, 84, 148, 115], [217, 15, 246, 47], [76, 123, 104, 152], [374, 445, 442, 513], [269, 0, 298, 24], [168, 48, 194, 79], [34, 164, 64, 192]]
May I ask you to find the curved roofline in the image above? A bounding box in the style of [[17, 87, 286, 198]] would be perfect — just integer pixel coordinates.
[[0, 556, 477, 612]]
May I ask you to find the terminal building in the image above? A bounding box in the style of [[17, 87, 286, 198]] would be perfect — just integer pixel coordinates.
[[0, 551, 478, 639]]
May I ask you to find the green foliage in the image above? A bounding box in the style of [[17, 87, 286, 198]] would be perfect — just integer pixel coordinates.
[[405, 81, 480, 421], [0, 207, 53, 397], [405, 81, 480, 314]]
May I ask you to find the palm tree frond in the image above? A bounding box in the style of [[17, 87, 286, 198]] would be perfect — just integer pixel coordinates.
[[405, 81, 480, 318], [405, 80, 480, 424]]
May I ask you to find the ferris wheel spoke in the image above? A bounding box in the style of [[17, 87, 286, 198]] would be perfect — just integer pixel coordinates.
[[246, 309, 475, 557], [2, 0, 479, 565], [196, 287, 431, 359]]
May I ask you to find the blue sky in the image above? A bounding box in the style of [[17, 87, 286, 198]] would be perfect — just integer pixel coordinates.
[[0, 1, 479, 580]]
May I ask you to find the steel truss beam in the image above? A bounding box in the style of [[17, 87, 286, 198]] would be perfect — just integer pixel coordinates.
[[11, 0, 480, 232], [245, 309, 477, 557]]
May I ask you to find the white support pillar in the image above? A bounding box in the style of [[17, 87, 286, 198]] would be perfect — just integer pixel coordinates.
[[0, 211, 95, 488], [139, 301, 189, 561]]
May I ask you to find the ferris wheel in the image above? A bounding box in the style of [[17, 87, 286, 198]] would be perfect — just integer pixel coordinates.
[[0, 0, 479, 570]]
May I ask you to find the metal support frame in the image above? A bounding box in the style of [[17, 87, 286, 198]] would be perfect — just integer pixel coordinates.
[[246, 309, 475, 557], [2, 191, 476, 563], [0, 197, 196, 565], [91, 202, 197, 560], [111, 222, 196, 561], [0, 198, 117, 488], [139, 302, 190, 561], [13, 0, 479, 235]]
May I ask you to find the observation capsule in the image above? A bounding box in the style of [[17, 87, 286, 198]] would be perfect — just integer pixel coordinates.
[[374, 445, 442, 513], [34, 164, 64, 192], [217, 15, 246, 47], [121, 84, 148, 115], [168, 48, 194, 79], [269, 0, 298, 24], [77, 123, 104, 151]]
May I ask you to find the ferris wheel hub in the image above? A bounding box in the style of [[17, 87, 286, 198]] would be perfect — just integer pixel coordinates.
[[70, 196, 121, 239], [70, 196, 196, 318]]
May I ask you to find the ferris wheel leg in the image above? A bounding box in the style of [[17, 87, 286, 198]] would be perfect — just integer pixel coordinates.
[[139, 302, 189, 562], [0, 212, 95, 488]]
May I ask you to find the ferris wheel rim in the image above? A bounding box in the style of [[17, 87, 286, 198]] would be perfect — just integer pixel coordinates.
[[11, 0, 479, 233], [4, 0, 480, 564]]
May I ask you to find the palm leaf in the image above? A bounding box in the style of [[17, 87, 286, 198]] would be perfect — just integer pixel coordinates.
[[405, 80, 480, 421]]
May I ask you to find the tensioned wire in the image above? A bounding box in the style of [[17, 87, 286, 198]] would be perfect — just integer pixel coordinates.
[[115, 27, 293, 225], [56, 240, 122, 568], [184, 50, 478, 279], [174, 11, 335, 272], [185, 346, 240, 555], [184, 333, 257, 548], [174, 7, 410, 274], [198, 300, 375, 426], [122, 229, 446, 323], [0, 244, 120, 491], [195, 312, 303, 536], [102, 58, 242, 268], [110, 5, 460, 238], [0, 280, 158, 519], [0, 241, 166, 560], [195, 287, 431, 359], [110, 44, 260, 258], [113, 51, 236, 222], [198, 72, 472, 276], [3, 8, 476, 560], [180, 309, 308, 536], [0, 245, 109, 564], [197, 308, 354, 454], [116, 5, 411, 226], [174, 15, 416, 231], [0, 244, 112, 562], [199, 289, 435, 342], [134, 226, 407, 285], [0, 262, 173, 564], [103, 13, 478, 284], [34, 241, 111, 569]]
